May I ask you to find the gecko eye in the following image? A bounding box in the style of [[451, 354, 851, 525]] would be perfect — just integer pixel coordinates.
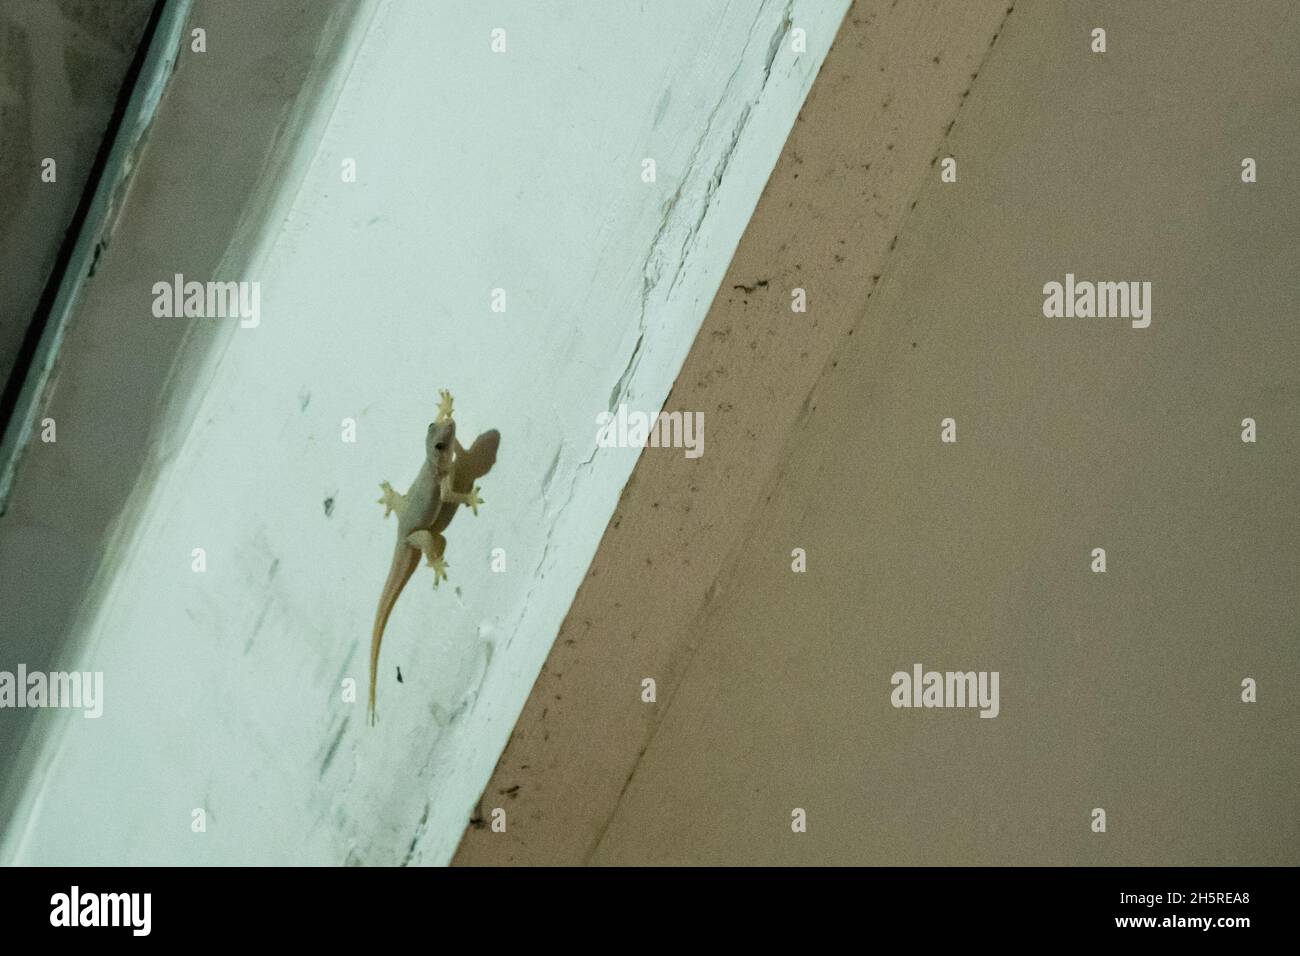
[[434, 442, 446, 451]]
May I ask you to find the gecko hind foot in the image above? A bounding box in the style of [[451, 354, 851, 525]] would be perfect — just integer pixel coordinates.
[[430, 554, 449, 587], [406, 530, 449, 587]]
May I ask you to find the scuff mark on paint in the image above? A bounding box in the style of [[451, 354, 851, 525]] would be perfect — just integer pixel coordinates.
[[652, 86, 671, 128], [540, 444, 563, 499], [87, 240, 106, 278], [251, 593, 274, 636], [399, 800, 431, 867], [319, 718, 349, 778]]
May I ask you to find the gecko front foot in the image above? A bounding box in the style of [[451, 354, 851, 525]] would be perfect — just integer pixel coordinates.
[[436, 389, 455, 423], [378, 481, 405, 518]]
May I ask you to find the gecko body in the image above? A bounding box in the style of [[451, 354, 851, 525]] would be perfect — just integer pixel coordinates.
[[369, 391, 499, 724]]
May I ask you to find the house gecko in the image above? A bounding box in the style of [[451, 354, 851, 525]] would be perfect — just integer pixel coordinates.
[[369, 390, 500, 724]]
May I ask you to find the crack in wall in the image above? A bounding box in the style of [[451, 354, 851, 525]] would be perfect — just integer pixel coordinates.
[[607, 1, 793, 415], [528, 2, 796, 618]]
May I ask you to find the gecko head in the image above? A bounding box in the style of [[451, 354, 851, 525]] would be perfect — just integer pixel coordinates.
[[426, 418, 456, 466]]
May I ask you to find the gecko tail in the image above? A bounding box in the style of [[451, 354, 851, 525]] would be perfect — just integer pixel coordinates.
[[369, 545, 421, 726]]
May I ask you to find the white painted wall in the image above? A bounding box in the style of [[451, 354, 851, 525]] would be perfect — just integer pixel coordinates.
[[1, 0, 846, 864]]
